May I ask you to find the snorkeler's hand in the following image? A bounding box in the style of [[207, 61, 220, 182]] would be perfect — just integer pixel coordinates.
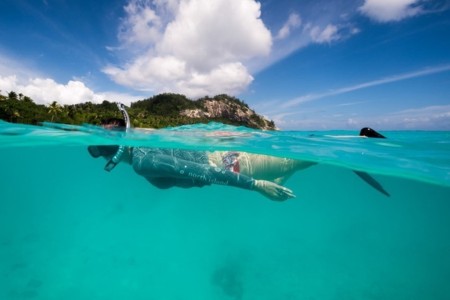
[[254, 180, 295, 201]]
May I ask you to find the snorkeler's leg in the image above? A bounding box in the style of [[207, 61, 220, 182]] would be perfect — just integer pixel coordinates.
[[272, 159, 317, 184], [239, 153, 316, 184]]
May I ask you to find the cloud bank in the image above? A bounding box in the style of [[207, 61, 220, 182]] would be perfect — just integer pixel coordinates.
[[104, 0, 272, 98], [0, 75, 140, 106]]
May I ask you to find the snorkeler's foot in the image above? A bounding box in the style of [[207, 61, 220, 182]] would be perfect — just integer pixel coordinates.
[[254, 180, 296, 201]]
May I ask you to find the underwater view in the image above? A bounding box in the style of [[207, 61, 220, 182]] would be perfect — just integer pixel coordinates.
[[1, 120, 450, 300]]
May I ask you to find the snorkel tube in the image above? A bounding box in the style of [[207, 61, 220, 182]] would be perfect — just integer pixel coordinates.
[[104, 103, 131, 172]]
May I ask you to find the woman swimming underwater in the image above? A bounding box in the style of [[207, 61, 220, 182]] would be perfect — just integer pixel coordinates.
[[87, 104, 314, 201], [88, 103, 388, 201]]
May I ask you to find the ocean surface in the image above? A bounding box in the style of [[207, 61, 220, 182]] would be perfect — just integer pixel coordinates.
[[1, 120, 450, 300]]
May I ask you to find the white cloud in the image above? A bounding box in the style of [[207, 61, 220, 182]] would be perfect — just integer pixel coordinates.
[[0, 75, 141, 106], [276, 13, 302, 40], [178, 62, 253, 97], [119, 0, 163, 47], [309, 24, 340, 44], [282, 64, 450, 109], [0, 52, 143, 106], [0, 75, 103, 105], [359, 0, 423, 22], [105, 0, 272, 98]]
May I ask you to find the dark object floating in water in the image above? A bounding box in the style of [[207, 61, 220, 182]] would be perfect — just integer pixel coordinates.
[[360, 127, 386, 138]]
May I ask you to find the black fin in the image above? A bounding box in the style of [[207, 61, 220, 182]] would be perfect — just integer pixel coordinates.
[[359, 127, 386, 138], [353, 170, 390, 197]]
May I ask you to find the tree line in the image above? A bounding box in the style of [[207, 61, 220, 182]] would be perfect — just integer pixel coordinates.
[[0, 91, 273, 129]]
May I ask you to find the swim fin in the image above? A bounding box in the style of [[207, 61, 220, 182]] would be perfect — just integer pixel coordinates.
[[353, 170, 390, 197], [359, 127, 386, 138]]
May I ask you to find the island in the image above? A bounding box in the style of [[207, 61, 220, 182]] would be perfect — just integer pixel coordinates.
[[0, 92, 276, 130]]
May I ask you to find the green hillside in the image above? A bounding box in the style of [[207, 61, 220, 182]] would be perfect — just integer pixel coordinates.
[[0, 92, 276, 130]]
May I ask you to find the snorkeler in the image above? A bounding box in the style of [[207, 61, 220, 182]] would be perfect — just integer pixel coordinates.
[[88, 103, 389, 201], [87, 104, 312, 201]]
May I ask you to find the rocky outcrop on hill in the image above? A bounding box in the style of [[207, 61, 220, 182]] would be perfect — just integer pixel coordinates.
[[180, 95, 276, 130], [132, 93, 276, 130]]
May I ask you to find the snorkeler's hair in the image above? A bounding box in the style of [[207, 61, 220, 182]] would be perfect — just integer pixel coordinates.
[[101, 118, 126, 130]]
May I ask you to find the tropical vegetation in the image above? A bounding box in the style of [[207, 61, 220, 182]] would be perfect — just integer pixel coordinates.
[[0, 91, 275, 129]]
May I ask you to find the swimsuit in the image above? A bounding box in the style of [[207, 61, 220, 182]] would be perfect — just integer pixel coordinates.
[[222, 151, 240, 173]]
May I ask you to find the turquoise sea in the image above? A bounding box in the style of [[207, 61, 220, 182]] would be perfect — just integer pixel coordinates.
[[1, 120, 450, 300]]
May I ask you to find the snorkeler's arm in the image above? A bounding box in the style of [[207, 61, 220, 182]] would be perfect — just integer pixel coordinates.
[[133, 154, 295, 201]]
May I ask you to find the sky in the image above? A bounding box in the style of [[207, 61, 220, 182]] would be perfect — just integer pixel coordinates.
[[0, 0, 449, 130]]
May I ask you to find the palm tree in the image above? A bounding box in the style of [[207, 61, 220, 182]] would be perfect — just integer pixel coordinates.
[[48, 101, 63, 122], [3, 103, 21, 122], [8, 91, 18, 100]]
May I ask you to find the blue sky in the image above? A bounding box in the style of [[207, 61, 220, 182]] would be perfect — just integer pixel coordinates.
[[1, 0, 449, 130]]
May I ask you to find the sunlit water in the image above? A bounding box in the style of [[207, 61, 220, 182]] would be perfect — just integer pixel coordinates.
[[1, 120, 450, 300]]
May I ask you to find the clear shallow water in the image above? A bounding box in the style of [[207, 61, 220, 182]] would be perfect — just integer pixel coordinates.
[[1, 120, 450, 300]]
